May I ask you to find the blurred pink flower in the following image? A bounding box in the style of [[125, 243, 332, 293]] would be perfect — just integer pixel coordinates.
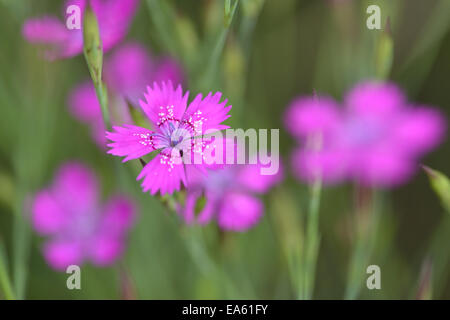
[[68, 42, 184, 147], [31, 162, 135, 270], [106, 81, 232, 195], [22, 0, 138, 59], [284, 81, 447, 187], [182, 152, 283, 231], [104, 42, 184, 106]]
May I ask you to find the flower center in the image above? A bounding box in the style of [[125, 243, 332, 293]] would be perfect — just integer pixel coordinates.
[[64, 208, 100, 242], [205, 168, 234, 194], [343, 116, 384, 148]]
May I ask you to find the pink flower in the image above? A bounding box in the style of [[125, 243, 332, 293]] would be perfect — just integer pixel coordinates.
[[31, 162, 135, 270], [106, 81, 232, 195], [104, 42, 184, 106], [68, 42, 184, 147], [284, 81, 447, 187], [22, 0, 138, 59], [182, 155, 283, 232]]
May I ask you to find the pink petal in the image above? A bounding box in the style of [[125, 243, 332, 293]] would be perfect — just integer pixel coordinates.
[[68, 82, 109, 148], [284, 96, 341, 138], [22, 17, 69, 44], [182, 190, 200, 224], [292, 148, 349, 184], [104, 42, 154, 106], [183, 91, 232, 134], [31, 190, 68, 235], [153, 57, 184, 87], [185, 163, 209, 186], [23, 0, 138, 59], [137, 153, 187, 195], [91, 119, 108, 149], [100, 196, 136, 235], [94, 0, 139, 52], [52, 162, 98, 213], [22, 15, 79, 60], [391, 106, 446, 156], [43, 239, 84, 270], [68, 82, 102, 122], [185, 136, 235, 169], [181, 186, 216, 225], [237, 162, 283, 194], [345, 81, 406, 115], [353, 150, 415, 187], [106, 125, 157, 162], [217, 192, 263, 232], [139, 81, 188, 128], [196, 192, 217, 225], [88, 235, 124, 266]]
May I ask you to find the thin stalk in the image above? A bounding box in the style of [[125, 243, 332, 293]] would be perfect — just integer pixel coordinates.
[[135, 160, 241, 298], [11, 203, 30, 300], [425, 214, 450, 297], [184, 226, 242, 299], [345, 187, 380, 299], [83, 5, 111, 131], [93, 82, 111, 131], [0, 241, 15, 300], [198, 0, 240, 90], [302, 177, 322, 299], [287, 248, 303, 299], [146, 0, 183, 61]]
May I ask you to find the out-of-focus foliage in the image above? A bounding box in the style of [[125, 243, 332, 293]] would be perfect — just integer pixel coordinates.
[[424, 166, 450, 213], [0, 0, 449, 299]]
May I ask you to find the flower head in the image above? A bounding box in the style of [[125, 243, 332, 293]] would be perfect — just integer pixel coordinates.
[[106, 81, 232, 195], [69, 43, 184, 147], [284, 81, 447, 187], [104, 42, 184, 106], [31, 162, 135, 270], [22, 0, 138, 59], [182, 148, 283, 231]]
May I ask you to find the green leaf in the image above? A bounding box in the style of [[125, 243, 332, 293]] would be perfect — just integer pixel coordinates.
[[0, 240, 15, 300], [146, 0, 183, 60], [83, 5, 103, 85], [0, 171, 14, 209], [423, 166, 450, 213], [396, 0, 450, 93], [375, 18, 394, 80], [224, 0, 239, 27], [83, 5, 110, 130], [197, 0, 240, 91]]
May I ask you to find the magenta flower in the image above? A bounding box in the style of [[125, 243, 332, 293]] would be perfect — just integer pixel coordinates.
[[106, 81, 232, 195], [31, 162, 135, 270], [22, 0, 138, 59], [182, 157, 283, 232], [68, 82, 111, 147], [68, 42, 184, 147], [284, 81, 447, 187]]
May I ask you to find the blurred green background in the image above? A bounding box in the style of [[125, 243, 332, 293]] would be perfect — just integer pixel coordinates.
[[0, 0, 449, 299]]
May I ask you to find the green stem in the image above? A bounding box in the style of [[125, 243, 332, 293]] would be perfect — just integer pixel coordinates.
[[345, 188, 380, 299], [135, 161, 241, 298], [0, 241, 15, 300], [302, 178, 322, 299], [426, 214, 450, 297], [11, 209, 30, 300], [183, 226, 241, 299], [93, 81, 111, 131], [287, 248, 303, 299], [82, 5, 110, 131], [146, 0, 183, 61], [198, 0, 240, 90]]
